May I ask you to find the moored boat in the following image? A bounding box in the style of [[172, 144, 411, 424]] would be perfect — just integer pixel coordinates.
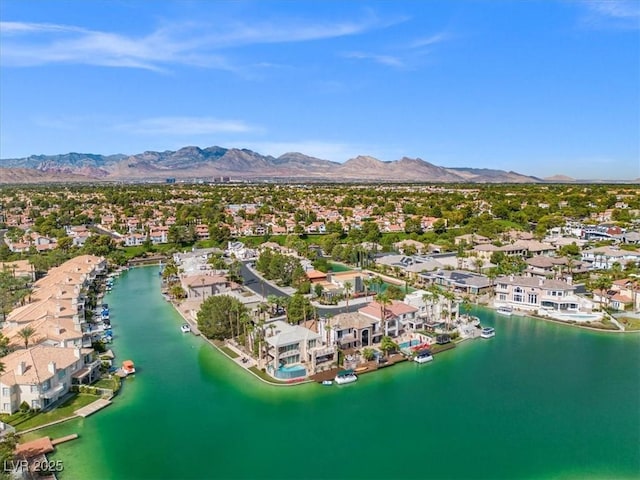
[[481, 327, 495, 339], [496, 306, 513, 316], [122, 360, 136, 375], [322, 380, 333, 386], [180, 324, 191, 333], [414, 350, 433, 364], [334, 369, 358, 385]]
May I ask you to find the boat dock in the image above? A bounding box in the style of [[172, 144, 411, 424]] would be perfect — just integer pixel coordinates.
[[74, 398, 112, 418], [309, 353, 408, 383], [51, 434, 78, 446]]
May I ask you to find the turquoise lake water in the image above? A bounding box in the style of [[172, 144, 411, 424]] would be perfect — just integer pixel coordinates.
[[36, 266, 639, 479]]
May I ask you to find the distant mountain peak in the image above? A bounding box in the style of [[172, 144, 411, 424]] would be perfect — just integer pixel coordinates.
[[0, 145, 546, 183]]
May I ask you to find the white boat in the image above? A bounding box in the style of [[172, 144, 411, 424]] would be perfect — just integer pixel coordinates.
[[322, 380, 333, 386], [496, 306, 513, 316], [414, 351, 433, 364], [481, 327, 495, 339], [180, 324, 191, 333], [334, 371, 358, 385]]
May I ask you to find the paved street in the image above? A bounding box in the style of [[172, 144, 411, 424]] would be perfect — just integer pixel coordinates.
[[239, 260, 366, 317]]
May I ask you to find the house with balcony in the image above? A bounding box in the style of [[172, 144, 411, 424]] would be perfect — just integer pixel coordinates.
[[494, 275, 593, 314], [0, 345, 100, 414], [403, 289, 458, 329], [322, 312, 381, 350], [357, 300, 419, 339], [263, 320, 330, 378]]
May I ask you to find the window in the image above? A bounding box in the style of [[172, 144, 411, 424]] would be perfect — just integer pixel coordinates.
[[31, 400, 39, 409], [58, 369, 65, 380], [1, 388, 9, 396], [2, 403, 9, 412], [42, 380, 51, 392], [499, 294, 506, 301], [30, 385, 39, 393], [527, 294, 538, 304]]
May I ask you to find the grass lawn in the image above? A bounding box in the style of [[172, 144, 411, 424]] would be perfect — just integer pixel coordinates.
[[248, 366, 290, 384], [12, 394, 99, 432], [220, 346, 239, 358], [93, 377, 117, 389], [618, 316, 640, 331]]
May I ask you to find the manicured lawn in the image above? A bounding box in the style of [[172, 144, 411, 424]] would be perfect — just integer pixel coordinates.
[[220, 346, 239, 358], [618, 316, 640, 331], [94, 377, 118, 389], [12, 394, 99, 432]]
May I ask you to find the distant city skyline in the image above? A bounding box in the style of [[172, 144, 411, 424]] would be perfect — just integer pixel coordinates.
[[1, 0, 638, 180]]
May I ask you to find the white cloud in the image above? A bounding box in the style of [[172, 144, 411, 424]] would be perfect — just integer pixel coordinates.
[[0, 14, 398, 71], [343, 51, 405, 68], [115, 117, 261, 135], [577, 0, 640, 29], [408, 33, 449, 49]]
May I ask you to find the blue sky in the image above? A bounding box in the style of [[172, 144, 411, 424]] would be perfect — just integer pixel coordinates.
[[1, 0, 638, 180]]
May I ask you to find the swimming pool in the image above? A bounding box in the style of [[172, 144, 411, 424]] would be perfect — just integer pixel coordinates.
[[399, 339, 421, 349], [275, 364, 307, 379]]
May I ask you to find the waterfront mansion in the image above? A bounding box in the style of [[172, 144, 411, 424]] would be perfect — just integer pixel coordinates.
[[494, 275, 594, 315]]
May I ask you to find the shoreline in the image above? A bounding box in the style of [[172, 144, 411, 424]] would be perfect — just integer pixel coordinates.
[[483, 303, 639, 334]]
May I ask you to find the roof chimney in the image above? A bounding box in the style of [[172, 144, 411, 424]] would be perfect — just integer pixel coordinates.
[[48, 361, 56, 374], [15, 362, 26, 375], [74, 348, 81, 359]]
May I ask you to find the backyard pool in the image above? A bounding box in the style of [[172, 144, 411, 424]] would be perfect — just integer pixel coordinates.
[[399, 339, 421, 349], [275, 364, 307, 379]]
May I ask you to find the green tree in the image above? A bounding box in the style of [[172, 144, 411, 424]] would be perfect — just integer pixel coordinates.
[[286, 293, 313, 324], [197, 295, 248, 340], [379, 336, 398, 358]]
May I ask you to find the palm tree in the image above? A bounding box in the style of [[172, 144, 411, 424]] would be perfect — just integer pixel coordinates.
[[343, 280, 353, 311], [460, 296, 472, 319], [442, 290, 456, 328], [376, 293, 392, 338], [17, 326, 36, 349], [363, 278, 372, 301], [593, 275, 613, 309]]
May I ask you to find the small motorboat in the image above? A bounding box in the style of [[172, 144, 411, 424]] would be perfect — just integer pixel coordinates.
[[497, 306, 513, 316], [414, 350, 433, 364], [335, 369, 358, 385], [322, 380, 333, 386], [180, 324, 191, 333], [481, 327, 496, 339]]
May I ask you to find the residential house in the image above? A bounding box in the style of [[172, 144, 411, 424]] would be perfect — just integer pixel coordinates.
[[0, 346, 100, 414], [263, 320, 331, 377], [582, 246, 640, 270], [180, 274, 230, 300], [494, 275, 593, 314], [358, 300, 419, 339], [418, 270, 493, 296]]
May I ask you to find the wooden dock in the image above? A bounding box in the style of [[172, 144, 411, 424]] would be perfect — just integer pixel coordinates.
[[51, 434, 78, 446], [309, 353, 408, 383], [74, 398, 112, 418]]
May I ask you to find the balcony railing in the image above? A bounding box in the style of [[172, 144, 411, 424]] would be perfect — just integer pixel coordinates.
[[41, 383, 65, 400]]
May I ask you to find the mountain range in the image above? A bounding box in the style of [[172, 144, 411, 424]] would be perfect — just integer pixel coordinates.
[[0, 145, 600, 184]]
